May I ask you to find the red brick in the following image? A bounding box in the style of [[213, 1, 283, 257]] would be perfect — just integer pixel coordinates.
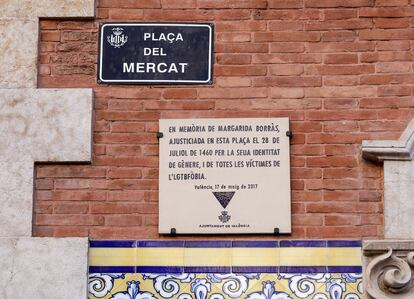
[[271, 87, 304, 99], [216, 21, 266, 32], [89, 227, 159, 239], [325, 215, 360, 226], [198, 0, 267, 8], [268, 65, 304, 76], [323, 54, 358, 64], [41, 31, 60, 42], [217, 33, 251, 42], [360, 74, 414, 85], [253, 9, 322, 20], [269, 21, 303, 31], [107, 191, 147, 202], [375, 18, 409, 29], [293, 214, 323, 226], [305, 19, 373, 31], [53, 203, 89, 214], [199, 87, 267, 98], [215, 65, 267, 76], [216, 43, 268, 53], [308, 41, 375, 52], [305, 65, 374, 75], [307, 202, 358, 213], [100, 0, 161, 8], [162, 88, 197, 99], [214, 10, 252, 20], [35, 203, 53, 214], [109, 9, 144, 19], [36, 166, 106, 178], [360, 51, 411, 62], [321, 31, 356, 41], [216, 77, 252, 87], [323, 99, 358, 109], [253, 31, 320, 42], [359, 7, 414, 17], [359, 190, 382, 202], [270, 42, 306, 53], [217, 54, 252, 65], [55, 179, 90, 189], [377, 86, 411, 97], [36, 215, 103, 226], [105, 215, 143, 226], [307, 133, 366, 144], [323, 76, 359, 86], [375, 0, 408, 5], [268, 0, 303, 8], [360, 215, 382, 225], [376, 62, 411, 73], [377, 40, 410, 51], [40, 20, 59, 30], [144, 100, 214, 110], [143, 215, 159, 226], [307, 156, 358, 167], [323, 168, 359, 179], [53, 227, 89, 237], [253, 76, 322, 87], [161, 0, 196, 8], [108, 167, 142, 179], [324, 9, 357, 20], [91, 203, 157, 214], [360, 120, 409, 131], [306, 226, 378, 238], [323, 120, 359, 131], [291, 144, 324, 155], [360, 29, 414, 40], [305, 0, 374, 7], [253, 54, 322, 64], [36, 179, 53, 190], [324, 190, 358, 201]]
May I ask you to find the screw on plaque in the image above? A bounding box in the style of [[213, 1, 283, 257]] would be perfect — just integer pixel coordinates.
[[286, 131, 293, 139], [170, 228, 177, 236], [273, 228, 280, 236], [157, 132, 164, 139]]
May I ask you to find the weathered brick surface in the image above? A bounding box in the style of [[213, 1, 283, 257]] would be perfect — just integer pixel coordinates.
[[33, 0, 414, 239]]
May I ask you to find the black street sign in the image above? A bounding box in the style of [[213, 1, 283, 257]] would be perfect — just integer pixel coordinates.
[[98, 23, 214, 84]]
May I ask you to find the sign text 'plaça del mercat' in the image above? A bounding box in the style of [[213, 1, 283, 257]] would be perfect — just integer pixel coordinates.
[[159, 118, 292, 234], [98, 23, 213, 84]]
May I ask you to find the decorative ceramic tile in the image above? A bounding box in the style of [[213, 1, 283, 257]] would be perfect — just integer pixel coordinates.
[[89, 240, 363, 299]]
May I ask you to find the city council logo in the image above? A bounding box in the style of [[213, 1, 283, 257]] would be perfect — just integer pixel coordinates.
[[107, 27, 128, 48]]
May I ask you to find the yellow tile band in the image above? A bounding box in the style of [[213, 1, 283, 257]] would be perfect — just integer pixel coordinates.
[[89, 247, 362, 267], [90, 248, 137, 266]]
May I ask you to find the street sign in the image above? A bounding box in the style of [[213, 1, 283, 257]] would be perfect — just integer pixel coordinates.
[[98, 23, 213, 84]]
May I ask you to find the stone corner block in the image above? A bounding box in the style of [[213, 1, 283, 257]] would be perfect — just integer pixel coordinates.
[[0, 237, 88, 298]]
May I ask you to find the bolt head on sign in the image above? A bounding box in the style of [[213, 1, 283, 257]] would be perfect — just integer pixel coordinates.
[[98, 23, 213, 84]]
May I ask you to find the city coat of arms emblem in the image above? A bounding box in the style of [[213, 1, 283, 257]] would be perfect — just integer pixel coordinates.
[[107, 27, 128, 48]]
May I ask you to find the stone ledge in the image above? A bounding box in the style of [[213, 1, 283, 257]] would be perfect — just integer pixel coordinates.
[[362, 118, 414, 162]]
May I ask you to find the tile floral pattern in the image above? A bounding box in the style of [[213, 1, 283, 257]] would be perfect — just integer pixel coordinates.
[[89, 273, 363, 299], [88, 240, 363, 299]]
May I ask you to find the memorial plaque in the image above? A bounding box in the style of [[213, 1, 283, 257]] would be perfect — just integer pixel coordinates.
[[159, 118, 292, 234], [98, 23, 213, 84]]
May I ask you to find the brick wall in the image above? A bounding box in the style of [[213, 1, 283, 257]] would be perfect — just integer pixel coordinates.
[[34, 0, 414, 239]]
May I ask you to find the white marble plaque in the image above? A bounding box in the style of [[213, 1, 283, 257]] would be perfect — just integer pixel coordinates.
[[159, 118, 292, 234]]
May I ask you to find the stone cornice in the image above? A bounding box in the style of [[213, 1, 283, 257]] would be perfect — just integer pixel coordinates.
[[362, 118, 414, 162]]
